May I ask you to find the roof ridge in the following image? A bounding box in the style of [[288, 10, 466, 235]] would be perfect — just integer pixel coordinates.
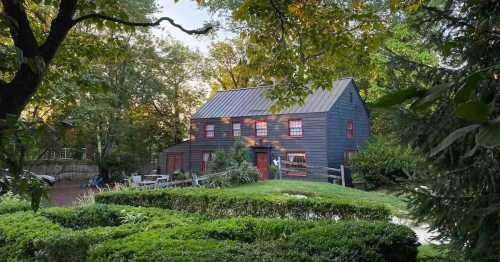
[[215, 78, 353, 93], [216, 85, 272, 93]]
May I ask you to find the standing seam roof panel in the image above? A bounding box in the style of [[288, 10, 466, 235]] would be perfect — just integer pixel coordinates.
[[193, 78, 353, 119]]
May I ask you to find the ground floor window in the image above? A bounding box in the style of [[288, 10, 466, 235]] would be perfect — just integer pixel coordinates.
[[200, 151, 216, 174], [167, 153, 183, 173], [285, 152, 307, 176]]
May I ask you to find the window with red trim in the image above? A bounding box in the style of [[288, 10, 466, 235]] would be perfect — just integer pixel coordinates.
[[346, 120, 354, 139], [288, 119, 303, 137], [205, 124, 214, 138], [255, 120, 267, 137], [232, 122, 241, 137], [286, 152, 307, 176], [344, 150, 356, 166]]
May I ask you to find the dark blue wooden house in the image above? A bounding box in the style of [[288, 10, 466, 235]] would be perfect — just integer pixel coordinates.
[[159, 78, 370, 181]]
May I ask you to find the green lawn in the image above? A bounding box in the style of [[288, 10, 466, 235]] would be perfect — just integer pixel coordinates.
[[226, 180, 408, 217]]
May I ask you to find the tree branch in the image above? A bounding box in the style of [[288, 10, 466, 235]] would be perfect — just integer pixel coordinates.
[[72, 14, 213, 35], [1, 0, 41, 58], [40, 0, 78, 62]]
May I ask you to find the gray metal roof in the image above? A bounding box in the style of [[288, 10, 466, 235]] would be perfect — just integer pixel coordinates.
[[192, 78, 353, 119]]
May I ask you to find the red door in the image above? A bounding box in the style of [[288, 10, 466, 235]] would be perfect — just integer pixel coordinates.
[[256, 152, 269, 180]]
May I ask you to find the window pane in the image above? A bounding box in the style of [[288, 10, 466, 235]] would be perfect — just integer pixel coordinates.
[[289, 120, 303, 136], [233, 123, 241, 136], [286, 152, 306, 176], [347, 120, 354, 139], [256, 121, 267, 137], [206, 124, 214, 137]]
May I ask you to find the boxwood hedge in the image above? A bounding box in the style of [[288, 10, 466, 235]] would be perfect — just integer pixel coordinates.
[[95, 188, 390, 221], [0, 211, 64, 260], [0, 206, 417, 262], [89, 218, 418, 262]]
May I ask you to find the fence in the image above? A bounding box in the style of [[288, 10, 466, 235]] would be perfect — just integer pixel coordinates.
[[278, 159, 349, 186]]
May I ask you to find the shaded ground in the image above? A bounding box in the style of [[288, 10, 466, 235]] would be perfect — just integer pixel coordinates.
[[47, 179, 95, 207]]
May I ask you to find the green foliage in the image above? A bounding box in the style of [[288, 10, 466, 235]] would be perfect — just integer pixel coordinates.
[[206, 0, 390, 109], [207, 161, 260, 188], [32, 224, 141, 262], [40, 205, 122, 229], [94, 187, 391, 221], [1, 204, 200, 261], [225, 180, 408, 217], [0, 192, 30, 215], [0, 212, 63, 260], [202, 37, 263, 93], [417, 245, 459, 262], [351, 136, 426, 189], [39, 204, 197, 229], [0, 201, 416, 261], [372, 1, 500, 259], [207, 150, 230, 173], [89, 218, 418, 262], [207, 141, 259, 187], [229, 140, 250, 166]]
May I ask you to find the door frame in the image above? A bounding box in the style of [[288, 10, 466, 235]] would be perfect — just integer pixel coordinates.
[[166, 153, 183, 174], [252, 145, 272, 180]]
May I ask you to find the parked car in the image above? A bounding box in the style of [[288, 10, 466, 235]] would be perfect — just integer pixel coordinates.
[[0, 169, 56, 195]]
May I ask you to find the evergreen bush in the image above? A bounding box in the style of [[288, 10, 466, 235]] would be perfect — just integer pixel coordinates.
[[351, 136, 426, 189], [207, 140, 259, 187], [95, 188, 390, 220]]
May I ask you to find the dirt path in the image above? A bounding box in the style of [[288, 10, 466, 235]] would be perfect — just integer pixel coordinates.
[[47, 180, 95, 207]]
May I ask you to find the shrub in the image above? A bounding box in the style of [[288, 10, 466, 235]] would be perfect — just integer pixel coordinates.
[[95, 188, 390, 220], [207, 141, 259, 187], [290, 220, 418, 262], [33, 224, 141, 262], [352, 136, 426, 189], [40, 204, 200, 229], [0, 192, 31, 215], [40, 205, 122, 229], [208, 150, 231, 173], [207, 161, 260, 188], [0, 211, 63, 260], [0, 205, 202, 262], [89, 218, 418, 262]]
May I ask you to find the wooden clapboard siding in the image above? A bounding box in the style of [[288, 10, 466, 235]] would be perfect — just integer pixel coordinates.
[[326, 80, 370, 168], [159, 78, 371, 182]]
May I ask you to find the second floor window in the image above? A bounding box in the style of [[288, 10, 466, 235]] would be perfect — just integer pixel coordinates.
[[255, 120, 267, 137], [346, 120, 354, 139], [233, 122, 241, 137], [205, 124, 214, 138], [288, 119, 303, 137]]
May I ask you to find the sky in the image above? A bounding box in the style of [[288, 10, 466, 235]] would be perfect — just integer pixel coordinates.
[[153, 1, 234, 54]]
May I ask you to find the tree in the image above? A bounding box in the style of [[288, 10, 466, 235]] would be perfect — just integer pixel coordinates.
[[204, 0, 393, 109], [0, 0, 211, 131], [0, 0, 211, 209], [203, 37, 263, 94], [371, 1, 500, 260]]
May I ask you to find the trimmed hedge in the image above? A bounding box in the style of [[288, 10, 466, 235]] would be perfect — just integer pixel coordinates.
[[0, 204, 202, 262], [95, 188, 390, 221], [0, 212, 64, 260], [0, 193, 31, 215], [33, 224, 141, 262], [0, 206, 417, 262], [89, 218, 418, 262], [40, 204, 201, 229]]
